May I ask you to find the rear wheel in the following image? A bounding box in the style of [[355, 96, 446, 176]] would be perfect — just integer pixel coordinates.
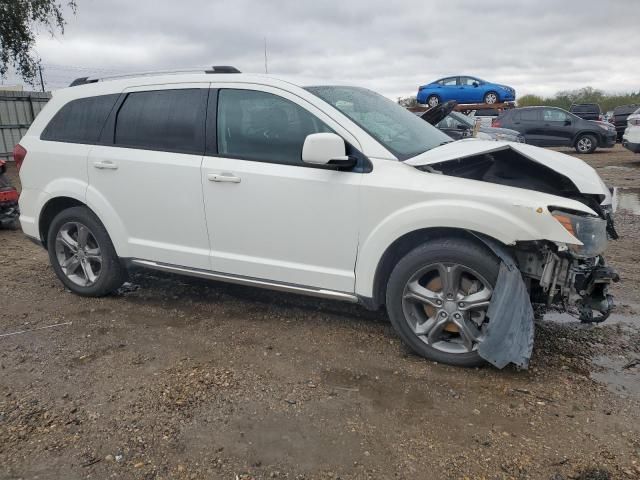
[[47, 206, 126, 296], [575, 134, 597, 154], [426, 95, 440, 108], [385, 238, 499, 367]]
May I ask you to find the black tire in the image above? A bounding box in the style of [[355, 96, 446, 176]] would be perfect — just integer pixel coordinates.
[[483, 91, 499, 104], [47, 206, 126, 296], [426, 95, 440, 108], [574, 134, 598, 154], [385, 237, 499, 367]]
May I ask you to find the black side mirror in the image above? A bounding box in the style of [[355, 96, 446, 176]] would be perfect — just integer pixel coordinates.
[[564, 119, 571, 126], [473, 82, 479, 87]]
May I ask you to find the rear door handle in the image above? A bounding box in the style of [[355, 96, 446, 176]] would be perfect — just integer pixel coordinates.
[[208, 173, 241, 183], [93, 161, 118, 170]]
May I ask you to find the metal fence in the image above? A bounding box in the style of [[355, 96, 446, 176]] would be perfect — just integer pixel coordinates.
[[0, 91, 51, 161]]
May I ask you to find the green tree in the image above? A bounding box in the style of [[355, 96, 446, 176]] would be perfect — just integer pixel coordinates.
[[0, 0, 77, 83]]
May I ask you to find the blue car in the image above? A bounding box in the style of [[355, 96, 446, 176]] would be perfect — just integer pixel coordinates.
[[417, 76, 516, 107]]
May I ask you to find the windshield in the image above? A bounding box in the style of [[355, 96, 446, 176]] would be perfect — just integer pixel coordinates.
[[305, 86, 451, 160]]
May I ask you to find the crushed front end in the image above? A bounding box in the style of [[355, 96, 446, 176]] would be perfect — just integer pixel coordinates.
[[515, 205, 620, 323]]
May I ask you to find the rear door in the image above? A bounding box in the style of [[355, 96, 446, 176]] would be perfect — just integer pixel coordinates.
[[87, 84, 211, 269], [510, 109, 545, 144], [437, 77, 459, 102]]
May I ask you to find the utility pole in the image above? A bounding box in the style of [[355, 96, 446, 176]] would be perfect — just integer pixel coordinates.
[[264, 37, 268, 74], [38, 65, 45, 92]]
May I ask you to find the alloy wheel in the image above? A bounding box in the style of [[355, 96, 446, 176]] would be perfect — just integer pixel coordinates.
[[577, 137, 593, 153], [485, 93, 498, 104], [55, 222, 103, 287], [401, 262, 493, 354], [428, 96, 439, 107]]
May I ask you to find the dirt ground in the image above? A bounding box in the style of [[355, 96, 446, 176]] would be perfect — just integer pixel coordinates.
[[1, 145, 639, 480]]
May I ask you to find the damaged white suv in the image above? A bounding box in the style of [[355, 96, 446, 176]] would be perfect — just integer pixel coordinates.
[[16, 68, 619, 368]]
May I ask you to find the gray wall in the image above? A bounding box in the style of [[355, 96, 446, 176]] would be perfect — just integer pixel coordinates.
[[0, 91, 51, 161]]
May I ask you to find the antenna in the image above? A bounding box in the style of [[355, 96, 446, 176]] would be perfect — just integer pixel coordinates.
[[264, 37, 268, 74]]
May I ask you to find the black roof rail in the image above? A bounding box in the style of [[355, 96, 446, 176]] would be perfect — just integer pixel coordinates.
[[205, 66, 241, 74], [69, 77, 99, 87]]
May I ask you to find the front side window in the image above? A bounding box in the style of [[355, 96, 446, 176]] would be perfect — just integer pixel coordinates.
[[216, 89, 331, 165], [306, 86, 451, 160], [460, 77, 478, 86], [41, 94, 119, 144], [543, 109, 569, 122], [114, 89, 206, 154]]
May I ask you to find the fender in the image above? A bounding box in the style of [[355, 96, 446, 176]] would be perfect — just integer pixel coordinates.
[[84, 184, 130, 257], [354, 197, 589, 299], [20, 178, 88, 241]]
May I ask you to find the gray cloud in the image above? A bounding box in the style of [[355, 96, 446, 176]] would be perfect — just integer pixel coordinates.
[[9, 0, 640, 98]]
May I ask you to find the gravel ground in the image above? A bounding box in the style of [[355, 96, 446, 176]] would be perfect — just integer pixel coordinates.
[[1, 145, 639, 480]]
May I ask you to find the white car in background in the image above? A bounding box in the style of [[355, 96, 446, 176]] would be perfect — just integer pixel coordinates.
[[622, 108, 640, 153], [15, 67, 619, 369]]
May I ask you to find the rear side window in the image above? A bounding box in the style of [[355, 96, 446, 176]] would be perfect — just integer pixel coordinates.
[[520, 109, 539, 121], [41, 94, 119, 144], [114, 89, 206, 154], [216, 89, 332, 165]]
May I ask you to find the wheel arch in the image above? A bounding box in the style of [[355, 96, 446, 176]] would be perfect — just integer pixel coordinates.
[[39, 196, 86, 247], [361, 227, 504, 310], [572, 130, 600, 146]]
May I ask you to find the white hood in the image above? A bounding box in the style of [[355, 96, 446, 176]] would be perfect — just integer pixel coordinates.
[[406, 139, 612, 204]]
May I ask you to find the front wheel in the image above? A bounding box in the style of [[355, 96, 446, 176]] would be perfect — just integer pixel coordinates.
[[483, 91, 498, 104], [47, 206, 126, 296], [575, 134, 597, 154], [385, 238, 499, 367]]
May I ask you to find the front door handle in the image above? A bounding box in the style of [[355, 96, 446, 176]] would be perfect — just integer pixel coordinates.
[[208, 173, 241, 183], [93, 161, 118, 170]]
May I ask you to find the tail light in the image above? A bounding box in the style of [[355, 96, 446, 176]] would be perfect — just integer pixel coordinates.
[[13, 144, 26, 171], [492, 118, 501, 127]]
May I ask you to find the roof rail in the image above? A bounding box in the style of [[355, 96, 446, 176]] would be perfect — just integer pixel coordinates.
[[68, 65, 242, 87]]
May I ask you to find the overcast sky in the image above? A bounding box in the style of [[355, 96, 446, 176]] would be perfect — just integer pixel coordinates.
[[3, 0, 639, 99]]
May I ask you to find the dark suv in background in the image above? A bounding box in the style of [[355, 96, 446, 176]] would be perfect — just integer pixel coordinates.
[[493, 106, 617, 153], [569, 103, 601, 121], [612, 104, 640, 140]]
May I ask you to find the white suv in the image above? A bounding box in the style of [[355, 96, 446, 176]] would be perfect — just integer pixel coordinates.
[[16, 67, 619, 368], [623, 108, 640, 153]]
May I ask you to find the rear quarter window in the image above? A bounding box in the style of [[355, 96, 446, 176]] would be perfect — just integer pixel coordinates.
[[41, 94, 119, 144]]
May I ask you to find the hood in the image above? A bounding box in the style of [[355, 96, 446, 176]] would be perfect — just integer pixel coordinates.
[[478, 126, 520, 137], [406, 139, 611, 203], [420, 100, 457, 125]]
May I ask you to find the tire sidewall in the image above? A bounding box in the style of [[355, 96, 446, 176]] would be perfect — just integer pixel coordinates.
[[575, 134, 597, 154], [385, 239, 499, 367], [427, 95, 440, 107], [47, 206, 125, 296], [484, 91, 499, 104]]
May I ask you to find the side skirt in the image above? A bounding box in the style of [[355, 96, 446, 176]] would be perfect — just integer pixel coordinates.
[[129, 259, 359, 303]]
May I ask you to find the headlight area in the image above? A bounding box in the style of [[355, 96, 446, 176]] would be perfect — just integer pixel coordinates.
[[514, 236, 619, 324], [550, 209, 608, 258]]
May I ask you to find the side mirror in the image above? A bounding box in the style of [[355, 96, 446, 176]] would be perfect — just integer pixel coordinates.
[[564, 119, 571, 126], [472, 82, 479, 87], [302, 133, 353, 167]]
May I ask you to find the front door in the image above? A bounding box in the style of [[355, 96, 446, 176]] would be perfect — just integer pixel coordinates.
[[201, 87, 362, 293], [87, 85, 211, 269], [541, 108, 574, 146]]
